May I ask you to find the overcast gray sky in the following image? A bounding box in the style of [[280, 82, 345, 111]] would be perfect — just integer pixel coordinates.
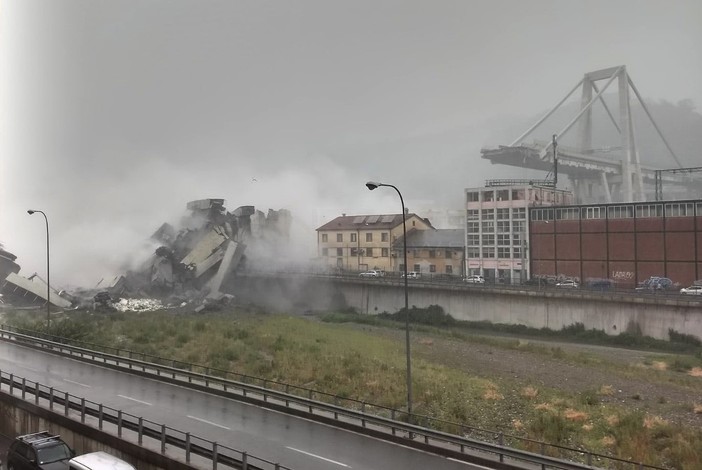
[[2, 0, 701, 287]]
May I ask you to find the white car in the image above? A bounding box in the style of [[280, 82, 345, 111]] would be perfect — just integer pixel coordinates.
[[556, 280, 579, 288], [401, 271, 421, 279], [680, 285, 702, 295], [359, 270, 381, 278], [464, 275, 485, 284], [69, 451, 136, 470]]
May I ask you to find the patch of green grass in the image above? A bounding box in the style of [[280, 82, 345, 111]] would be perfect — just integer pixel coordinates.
[[4, 307, 702, 469]]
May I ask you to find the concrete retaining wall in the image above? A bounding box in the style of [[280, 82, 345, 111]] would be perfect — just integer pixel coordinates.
[[228, 276, 702, 341]]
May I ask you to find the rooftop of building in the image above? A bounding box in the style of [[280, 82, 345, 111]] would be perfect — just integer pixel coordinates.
[[316, 213, 432, 231]]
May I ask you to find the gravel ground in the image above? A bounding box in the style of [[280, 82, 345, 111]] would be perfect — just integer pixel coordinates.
[[362, 325, 702, 428]]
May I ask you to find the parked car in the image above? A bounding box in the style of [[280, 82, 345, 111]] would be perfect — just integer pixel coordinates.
[[6, 431, 75, 470], [556, 280, 579, 288], [401, 271, 421, 279], [636, 277, 673, 291], [359, 270, 381, 278], [68, 452, 135, 470], [464, 275, 485, 284], [680, 285, 702, 295]]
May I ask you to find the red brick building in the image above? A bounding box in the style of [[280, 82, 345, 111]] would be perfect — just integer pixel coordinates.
[[529, 200, 702, 287]]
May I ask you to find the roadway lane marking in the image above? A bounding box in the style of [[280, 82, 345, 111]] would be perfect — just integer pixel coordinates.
[[64, 379, 91, 388], [117, 395, 152, 406], [286, 447, 350, 467], [187, 415, 231, 430], [448, 457, 492, 468]]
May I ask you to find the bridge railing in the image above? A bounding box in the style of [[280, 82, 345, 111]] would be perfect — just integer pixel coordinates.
[[0, 370, 290, 470], [0, 327, 667, 470]]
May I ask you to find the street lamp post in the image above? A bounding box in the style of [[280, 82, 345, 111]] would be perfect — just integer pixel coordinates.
[[27, 209, 51, 334], [365, 181, 412, 417]]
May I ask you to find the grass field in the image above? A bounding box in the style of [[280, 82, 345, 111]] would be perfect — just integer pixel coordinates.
[[2, 307, 701, 468]]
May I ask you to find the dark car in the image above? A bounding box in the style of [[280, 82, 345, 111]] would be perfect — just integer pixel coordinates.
[[6, 432, 74, 470]]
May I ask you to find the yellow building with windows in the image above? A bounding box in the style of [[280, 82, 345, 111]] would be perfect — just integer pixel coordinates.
[[316, 213, 433, 273]]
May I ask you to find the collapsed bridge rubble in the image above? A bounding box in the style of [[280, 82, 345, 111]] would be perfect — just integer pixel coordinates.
[[97, 198, 292, 306], [0, 199, 292, 311]]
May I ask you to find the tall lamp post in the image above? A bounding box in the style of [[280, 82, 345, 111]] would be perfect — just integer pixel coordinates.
[[365, 181, 412, 417], [27, 209, 51, 334]]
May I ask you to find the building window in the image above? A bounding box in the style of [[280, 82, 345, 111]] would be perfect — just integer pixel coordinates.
[[381, 232, 389, 242], [413, 264, 420, 272], [497, 208, 510, 220], [481, 208, 495, 220], [583, 206, 604, 219], [497, 221, 510, 233], [413, 249, 421, 257], [497, 234, 510, 245], [556, 208, 580, 220], [482, 234, 495, 245], [445, 265, 453, 274], [467, 247, 480, 258], [467, 234, 479, 245], [512, 221, 525, 232], [635, 204, 662, 218], [322, 234, 328, 242], [336, 248, 343, 256], [445, 250, 452, 259], [466, 191, 479, 202], [497, 247, 511, 258], [366, 247, 373, 257], [466, 209, 479, 220], [664, 203, 694, 217], [381, 248, 389, 257], [366, 233, 373, 242], [430, 265, 436, 273], [530, 208, 554, 221], [322, 248, 328, 256], [399, 264, 405, 272], [482, 221, 495, 232], [512, 233, 523, 244], [350, 248, 358, 256], [513, 246, 522, 258], [482, 190, 494, 202], [429, 250, 436, 258], [607, 205, 634, 219], [512, 207, 526, 219], [350, 233, 357, 242], [512, 189, 524, 200], [497, 190, 509, 201], [482, 247, 495, 258], [467, 222, 479, 233]]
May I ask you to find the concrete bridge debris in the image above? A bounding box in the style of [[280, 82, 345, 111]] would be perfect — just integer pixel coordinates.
[[0, 199, 292, 311]]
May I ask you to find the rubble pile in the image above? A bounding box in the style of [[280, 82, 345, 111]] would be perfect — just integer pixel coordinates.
[[0, 199, 292, 311]]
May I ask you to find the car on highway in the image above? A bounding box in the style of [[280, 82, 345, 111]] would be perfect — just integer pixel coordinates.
[[6, 431, 74, 470], [680, 285, 702, 295], [463, 275, 485, 284], [68, 452, 135, 470], [401, 271, 421, 279], [359, 270, 382, 278], [636, 276, 673, 291], [555, 280, 579, 289]]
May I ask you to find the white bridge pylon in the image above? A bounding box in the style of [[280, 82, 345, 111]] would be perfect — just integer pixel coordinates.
[[488, 65, 682, 203]]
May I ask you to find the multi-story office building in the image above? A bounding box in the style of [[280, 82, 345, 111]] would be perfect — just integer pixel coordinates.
[[464, 184, 574, 283]]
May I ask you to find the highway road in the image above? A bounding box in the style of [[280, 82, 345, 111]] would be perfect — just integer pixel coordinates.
[[0, 341, 484, 470]]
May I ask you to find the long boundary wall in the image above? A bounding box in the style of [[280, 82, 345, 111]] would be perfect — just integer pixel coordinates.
[[229, 275, 702, 341]]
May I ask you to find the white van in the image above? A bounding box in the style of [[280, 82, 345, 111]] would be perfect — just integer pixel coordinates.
[[68, 452, 135, 470]]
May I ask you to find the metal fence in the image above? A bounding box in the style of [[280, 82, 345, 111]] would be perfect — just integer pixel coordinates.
[[0, 369, 291, 470], [0, 327, 668, 470]]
